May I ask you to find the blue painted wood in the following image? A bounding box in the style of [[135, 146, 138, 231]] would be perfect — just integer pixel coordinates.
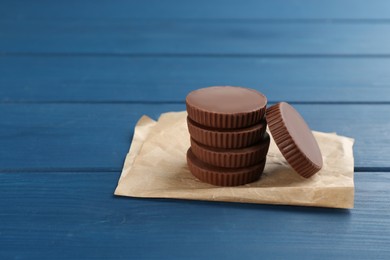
[[1, 56, 390, 103], [0, 0, 388, 259], [0, 172, 389, 259], [2, 0, 390, 20], [0, 104, 389, 171], [3, 21, 390, 55]]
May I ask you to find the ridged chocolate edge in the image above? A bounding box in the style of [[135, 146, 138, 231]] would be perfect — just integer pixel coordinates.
[[190, 135, 270, 168], [187, 118, 267, 149], [266, 104, 321, 178], [186, 101, 266, 129], [187, 148, 265, 186]]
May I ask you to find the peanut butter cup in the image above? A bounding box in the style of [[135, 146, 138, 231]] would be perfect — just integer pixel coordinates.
[[187, 117, 267, 149], [187, 148, 266, 186], [190, 132, 270, 168], [266, 102, 323, 178], [186, 86, 267, 129]]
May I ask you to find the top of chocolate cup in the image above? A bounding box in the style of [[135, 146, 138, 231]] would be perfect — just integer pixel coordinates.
[[266, 102, 323, 178], [186, 86, 267, 129]]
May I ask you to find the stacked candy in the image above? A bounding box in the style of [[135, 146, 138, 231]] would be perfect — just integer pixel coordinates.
[[186, 86, 270, 186]]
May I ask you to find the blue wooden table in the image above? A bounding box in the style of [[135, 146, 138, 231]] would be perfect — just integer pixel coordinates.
[[1, 1, 390, 259]]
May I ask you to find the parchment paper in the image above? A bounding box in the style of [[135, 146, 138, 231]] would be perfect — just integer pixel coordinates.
[[115, 111, 355, 208]]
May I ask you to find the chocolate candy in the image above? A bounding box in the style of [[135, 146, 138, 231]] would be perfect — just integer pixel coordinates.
[[190, 133, 270, 168], [185, 86, 323, 186], [186, 86, 269, 186], [186, 86, 267, 129], [267, 102, 323, 178], [187, 117, 267, 149], [187, 148, 266, 187]]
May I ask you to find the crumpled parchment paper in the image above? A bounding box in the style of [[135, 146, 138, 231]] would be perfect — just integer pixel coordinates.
[[115, 111, 355, 208]]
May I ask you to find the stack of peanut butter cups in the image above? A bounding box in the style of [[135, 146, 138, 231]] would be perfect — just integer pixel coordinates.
[[186, 86, 269, 186]]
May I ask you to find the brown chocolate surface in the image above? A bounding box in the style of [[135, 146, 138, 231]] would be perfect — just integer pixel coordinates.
[[186, 86, 267, 129], [190, 132, 270, 168], [187, 148, 265, 186], [266, 102, 323, 178], [187, 117, 267, 149]]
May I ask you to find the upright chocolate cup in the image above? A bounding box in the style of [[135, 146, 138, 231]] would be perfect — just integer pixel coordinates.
[[266, 102, 323, 178], [186, 86, 267, 129]]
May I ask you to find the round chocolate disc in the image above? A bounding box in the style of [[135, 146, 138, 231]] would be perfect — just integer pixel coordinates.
[[186, 86, 267, 129], [266, 102, 323, 178], [187, 117, 267, 149], [187, 148, 265, 186], [190, 133, 270, 168]]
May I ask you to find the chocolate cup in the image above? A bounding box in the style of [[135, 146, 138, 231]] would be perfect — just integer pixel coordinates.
[[186, 86, 267, 129], [187, 117, 267, 149], [190, 132, 270, 168], [187, 148, 266, 186], [266, 102, 323, 178]]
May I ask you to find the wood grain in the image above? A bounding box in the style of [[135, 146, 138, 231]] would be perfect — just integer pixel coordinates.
[[3, 21, 390, 55], [0, 104, 388, 171], [1, 0, 390, 259], [0, 171, 389, 259], [1, 56, 390, 103], [2, 0, 390, 20]]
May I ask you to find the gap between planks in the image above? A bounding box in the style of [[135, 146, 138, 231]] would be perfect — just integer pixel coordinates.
[[6, 53, 390, 58], [1, 101, 390, 105], [5, 18, 390, 23], [0, 167, 388, 174]]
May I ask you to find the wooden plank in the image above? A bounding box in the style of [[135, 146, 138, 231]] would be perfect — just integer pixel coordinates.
[[0, 171, 389, 259], [2, 0, 390, 20], [0, 103, 389, 171], [3, 21, 390, 55], [1, 56, 390, 103]]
